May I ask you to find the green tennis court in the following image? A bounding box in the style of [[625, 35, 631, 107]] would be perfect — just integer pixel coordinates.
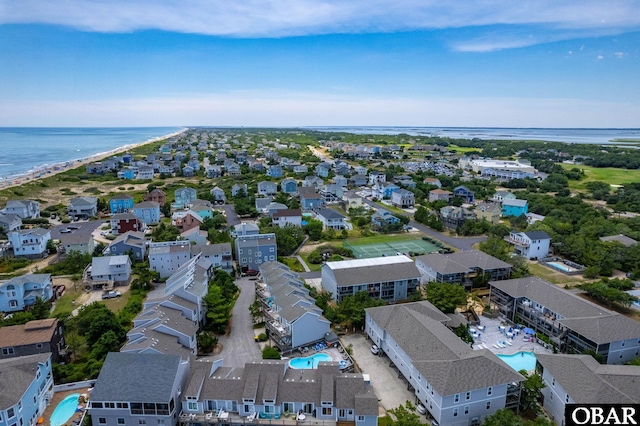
[[343, 239, 440, 259]]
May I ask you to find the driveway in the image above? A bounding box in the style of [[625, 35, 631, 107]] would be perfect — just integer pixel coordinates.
[[221, 204, 240, 227], [341, 333, 418, 413], [206, 276, 262, 367]]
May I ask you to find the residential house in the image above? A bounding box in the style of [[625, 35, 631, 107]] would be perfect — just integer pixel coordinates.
[[231, 183, 248, 197], [192, 242, 233, 274], [182, 165, 196, 177], [368, 171, 386, 186], [272, 209, 302, 228], [0, 318, 65, 362], [171, 210, 204, 233], [490, 276, 640, 364], [8, 228, 51, 259], [210, 186, 226, 204], [266, 164, 283, 178], [342, 190, 363, 211], [423, 177, 442, 188], [391, 188, 415, 208], [88, 255, 132, 285], [475, 202, 501, 224], [439, 206, 475, 230], [504, 230, 551, 259], [181, 359, 379, 426], [280, 178, 298, 195], [332, 175, 348, 187], [145, 188, 167, 206], [149, 241, 193, 278], [370, 211, 400, 230], [415, 250, 511, 289], [225, 161, 241, 176], [106, 231, 147, 261], [235, 227, 277, 272], [302, 176, 324, 190], [118, 167, 136, 180], [299, 187, 324, 211], [205, 165, 223, 178], [349, 174, 368, 187], [315, 163, 331, 178], [137, 166, 155, 179], [0, 212, 22, 232], [255, 197, 274, 215], [132, 201, 161, 225], [316, 209, 347, 230], [234, 222, 259, 237], [265, 202, 289, 217], [428, 189, 453, 203], [0, 274, 53, 313], [501, 198, 528, 217], [189, 202, 214, 220], [249, 160, 265, 172], [292, 164, 308, 174], [68, 196, 98, 219], [181, 227, 208, 246], [173, 187, 197, 209], [374, 182, 399, 200], [54, 222, 96, 254], [258, 181, 278, 196], [491, 191, 516, 203], [89, 352, 190, 426], [599, 234, 638, 247], [526, 212, 546, 225], [322, 256, 421, 302], [536, 354, 640, 425], [453, 185, 475, 203], [0, 353, 54, 426], [354, 165, 368, 175], [108, 194, 134, 214], [365, 302, 523, 426], [257, 261, 331, 353], [109, 212, 145, 235], [2, 199, 40, 219]]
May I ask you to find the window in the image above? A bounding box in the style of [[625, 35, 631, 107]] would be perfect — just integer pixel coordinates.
[[36, 343, 43, 349], [464, 406, 469, 415], [322, 408, 332, 416], [3, 348, 15, 355], [552, 378, 555, 386], [139, 420, 146, 425], [283, 403, 294, 413], [486, 402, 491, 410], [92, 402, 103, 409], [117, 403, 128, 409], [118, 419, 125, 425], [454, 394, 459, 403], [453, 408, 458, 417], [157, 421, 165, 425], [9, 300, 18, 308], [357, 416, 365, 421], [8, 408, 15, 418], [188, 402, 197, 411], [487, 387, 492, 396], [98, 419, 106, 425], [566, 395, 570, 403], [466, 391, 470, 400]]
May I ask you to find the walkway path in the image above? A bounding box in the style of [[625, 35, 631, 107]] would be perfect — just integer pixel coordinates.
[[294, 255, 311, 272]]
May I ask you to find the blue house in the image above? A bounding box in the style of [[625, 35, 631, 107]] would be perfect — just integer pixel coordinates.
[[0, 353, 54, 426], [454, 185, 475, 203], [173, 187, 197, 209], [107, 231, 147, 261], [315, 163, 330, 178], [299, 187, 324, 211], [132, 201, 161, 225], [0, 274, 52, 313], [280, 178, 298, 194], [501, 198, 529, 217], [118, 168, 136, 179], [109, 194, 134, 214], [266, 164, 283, 178], [371, 211, 400, 230]]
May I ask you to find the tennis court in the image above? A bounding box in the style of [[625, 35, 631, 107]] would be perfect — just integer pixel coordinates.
[[343, 239, 441, 259]]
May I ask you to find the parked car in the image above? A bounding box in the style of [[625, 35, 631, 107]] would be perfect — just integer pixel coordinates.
[[245, 269, 260, 276], [102, 290, 121, 300], [416, 403, 427, 415], [370, 344, 380, 355]]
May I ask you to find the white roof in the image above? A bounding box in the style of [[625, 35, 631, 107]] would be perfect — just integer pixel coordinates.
[[326, 255, 413, 270]]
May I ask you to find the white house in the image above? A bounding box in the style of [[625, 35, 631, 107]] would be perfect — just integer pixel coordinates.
[[272, 209, 302, 228], [0, 213, 22, 232], [391, 188, 415, 208], [316, 208, 346, 230], [504, 230, 551, 259], [148, 241, 193, 278], [89, 255, 132, 284], [2, 200, 40, 219], [366, 301, 523, 426], [8, 228, 51, 259]]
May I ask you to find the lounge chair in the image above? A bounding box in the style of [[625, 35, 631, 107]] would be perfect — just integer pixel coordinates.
[[493, 344, 500, 349], [506, 340, 513, 346]]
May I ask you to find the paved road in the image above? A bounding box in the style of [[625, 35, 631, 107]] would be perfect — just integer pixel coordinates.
[[221, 204, 240, 227], [361, 199, 486, 251], [207, 276, 262, 367], [300, 271, 321, 279]]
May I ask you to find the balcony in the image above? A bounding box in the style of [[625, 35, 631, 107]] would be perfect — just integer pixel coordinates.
[[179, 411, 336, 426], [266, 320, 291, 338], [503, 236, 529, 247]]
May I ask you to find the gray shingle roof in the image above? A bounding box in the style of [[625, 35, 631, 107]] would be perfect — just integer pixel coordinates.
[[415, 250, 511, 275], [536, 354, 640, 404], [325, 256, 420, 287], [523, 230, 550, 240], [92, 352, 183, 402], [366, 302, 523, 395], [0, 353, 50, 408], [599, 234, 638, 247], [502, 198, 527, 207], [317, 208, 346, 220], [559, 315, 640, 344]]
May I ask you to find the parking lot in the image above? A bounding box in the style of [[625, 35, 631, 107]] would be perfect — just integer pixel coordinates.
[[341, 333, 420, 415]]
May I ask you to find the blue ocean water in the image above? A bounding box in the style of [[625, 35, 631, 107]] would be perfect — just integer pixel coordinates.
[[0, 127, 184, 180]]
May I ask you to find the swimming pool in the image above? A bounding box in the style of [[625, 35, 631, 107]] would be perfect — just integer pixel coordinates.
[[547, 262, 572, 272], [50, 393, 80, 426], [497, 352, 537, 372], [289, 353, 332, 369]]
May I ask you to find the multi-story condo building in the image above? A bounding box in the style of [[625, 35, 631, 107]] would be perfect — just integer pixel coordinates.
[[415, 250, 511, 289], [235, 226, 277, 272], [490, 277, 640, 364], [321, 256, 421, 303], [366, 301, 523, 426], [149, 241, 192, 278]]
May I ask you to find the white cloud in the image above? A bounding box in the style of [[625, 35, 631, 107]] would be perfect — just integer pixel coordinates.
[[1, 0, 640, 44], [614, 51, 625, 58], [0, 91, 638, 128], [597, 55, 604, 59]]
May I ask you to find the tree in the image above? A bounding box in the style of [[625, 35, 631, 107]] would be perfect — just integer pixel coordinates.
[[388, 401, 421, 426], [75, 302, 126, 347], [89, 330, 122, 360], [262, 346, 281, 359], [453, 324, 473, 344], [479, 235, 511, 261], [204, 285, 231, 333], [304, 219, 324, 241], [249, 299, 263, 324], [519, 370, 545, 416], [150, 222, 181, 242], [482, 409, 525, 426], [425, 282, 467, 314], [336, 291, 385, 327], [197, 331, 218, 354]]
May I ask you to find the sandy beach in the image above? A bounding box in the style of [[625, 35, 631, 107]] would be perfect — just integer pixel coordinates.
[[0, 128, 187, 191]]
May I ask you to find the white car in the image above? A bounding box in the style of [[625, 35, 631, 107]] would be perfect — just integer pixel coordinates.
[[101, 290, 121, 300], [370, 344, 380, 355], [416, 403, 427, 415]]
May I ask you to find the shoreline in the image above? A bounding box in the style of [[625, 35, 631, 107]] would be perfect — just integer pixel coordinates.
[[0, 128, 188, 191]]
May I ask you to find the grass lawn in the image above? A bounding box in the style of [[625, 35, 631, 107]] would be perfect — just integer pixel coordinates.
[[561, 164, 640, 190], [281, 257, 306, 273], [527, 263, 584, 285], [52, 285, 85, 317], [101, 291, 132, 313], [345, 233, 421, 246], [448, 145, 483, 154]]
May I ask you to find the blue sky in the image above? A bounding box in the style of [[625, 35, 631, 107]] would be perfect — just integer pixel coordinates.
[[1, 1, 639, 127]]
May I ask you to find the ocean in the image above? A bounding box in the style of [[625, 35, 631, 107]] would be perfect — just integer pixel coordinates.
[[0, 127, 184, 180]]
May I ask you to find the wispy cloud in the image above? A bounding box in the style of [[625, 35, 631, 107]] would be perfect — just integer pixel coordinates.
[[1, 91, 638, 128], [2, 0, 640, 47]]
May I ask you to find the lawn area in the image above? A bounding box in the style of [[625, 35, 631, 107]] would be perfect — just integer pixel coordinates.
[[561, 164, 640, 190], [280, 257, 306, 273], [527, 262, 584, 285], [52, 284, 85, 317], [101, 291, 132, 313], [448, 144, 482, 154], [345, 233, 421, 246]]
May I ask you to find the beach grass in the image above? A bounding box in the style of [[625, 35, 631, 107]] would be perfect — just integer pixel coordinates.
[[561, 164, 640, 189]]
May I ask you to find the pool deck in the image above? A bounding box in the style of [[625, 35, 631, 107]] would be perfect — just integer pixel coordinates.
[[43, 389, 88, 426], [470, 315, 553, 357]]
